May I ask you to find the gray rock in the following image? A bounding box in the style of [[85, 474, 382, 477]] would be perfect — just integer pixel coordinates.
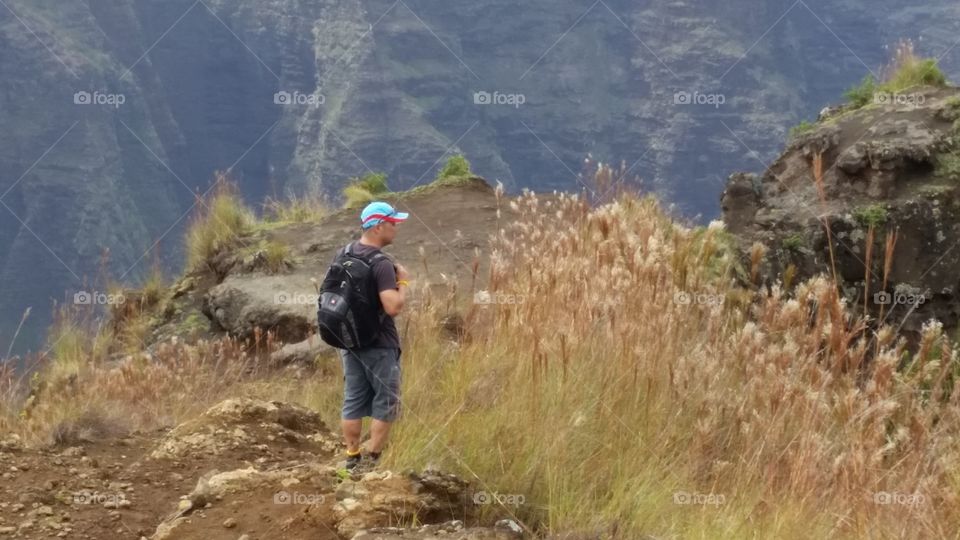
[[203, 275, 318, 342]]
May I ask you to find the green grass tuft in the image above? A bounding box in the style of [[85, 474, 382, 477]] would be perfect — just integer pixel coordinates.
[[185, 177, 253, 271], [342, 172, 390, 209], [845, 41, 947, 110], [844, 75, 877, 108], [782, 233, 805, 252], [789, 121, 816, 140], [853, 205, 889, 228]]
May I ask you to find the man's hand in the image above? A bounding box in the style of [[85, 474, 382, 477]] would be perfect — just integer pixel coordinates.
[[395, 263, 410, 282]]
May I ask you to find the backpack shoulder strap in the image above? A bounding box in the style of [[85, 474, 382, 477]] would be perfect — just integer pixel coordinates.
[[346, 243, 388, 267]]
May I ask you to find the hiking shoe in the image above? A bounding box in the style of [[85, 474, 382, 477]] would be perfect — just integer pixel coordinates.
[[351, 453, 381, 475], [343, 451, 363, 471]]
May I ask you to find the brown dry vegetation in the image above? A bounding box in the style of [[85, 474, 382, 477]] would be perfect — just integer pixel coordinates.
[[2, 172, 960, 538]]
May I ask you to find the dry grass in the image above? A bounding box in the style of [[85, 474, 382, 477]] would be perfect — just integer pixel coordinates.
[[2, 189, 960, 538], [263, 193, 330, 224], [0, 333, 274, 446], [261, 240, 292, 274], [185, 173, 253, 271], [881, 39, 948, 92], [381, 191, 960, 539]]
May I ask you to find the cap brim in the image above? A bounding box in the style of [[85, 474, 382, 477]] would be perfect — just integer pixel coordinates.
[[384, 212, 409, 223]]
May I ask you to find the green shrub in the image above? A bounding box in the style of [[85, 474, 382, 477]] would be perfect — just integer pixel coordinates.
[[935, 152, 960, 180], [853, 205, 888, 228], [845, 41, 948, 109], [844, 75, 877, 108], [435, 154, 472, 181], [342, 173, 390, 208], [885, 58, 947, 93], [789, 121, 816, 140]]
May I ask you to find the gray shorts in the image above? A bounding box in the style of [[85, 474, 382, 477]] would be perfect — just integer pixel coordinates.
[[340, 347, 401, 422]]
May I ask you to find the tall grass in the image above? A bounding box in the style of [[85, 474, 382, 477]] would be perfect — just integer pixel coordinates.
[[263, 193, 330, 224], [185, 173, 253, 271], [3, 186, 960, 537], [383, 191, 960, 539], [845, 39, 948, 108], [2, 333, 272, 446]]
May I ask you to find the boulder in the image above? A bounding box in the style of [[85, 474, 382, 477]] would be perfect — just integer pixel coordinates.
[[203, 275, 318, 342], [270, 337, 333, 365], [150, 399, 335, 459]]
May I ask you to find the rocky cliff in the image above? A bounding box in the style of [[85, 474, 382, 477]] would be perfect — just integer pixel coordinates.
[[722, 85, 960, 338]]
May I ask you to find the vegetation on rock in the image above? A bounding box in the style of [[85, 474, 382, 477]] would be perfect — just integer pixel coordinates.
[[342, 172, 391, 208], [185, 175, 254, 272], [844, 39, 948, 109]]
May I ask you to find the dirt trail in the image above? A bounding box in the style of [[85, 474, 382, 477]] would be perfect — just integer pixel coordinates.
[[0, 400, 522, 540]]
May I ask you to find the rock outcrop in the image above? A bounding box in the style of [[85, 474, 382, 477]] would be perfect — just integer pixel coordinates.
[[722, 86, 960, 336], [144, 399, 521, 540]]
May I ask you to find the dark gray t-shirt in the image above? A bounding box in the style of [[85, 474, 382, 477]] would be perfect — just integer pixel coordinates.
[[343, 242, 400, 349]]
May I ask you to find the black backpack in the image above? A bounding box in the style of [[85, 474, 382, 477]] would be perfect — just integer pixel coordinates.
[[317, 243, 388, 349]]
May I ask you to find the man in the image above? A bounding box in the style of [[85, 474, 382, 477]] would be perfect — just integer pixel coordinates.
[[339, 201, 410, 471]]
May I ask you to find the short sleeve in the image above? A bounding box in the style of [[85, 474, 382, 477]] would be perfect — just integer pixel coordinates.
[[372, 258, 398, 292]]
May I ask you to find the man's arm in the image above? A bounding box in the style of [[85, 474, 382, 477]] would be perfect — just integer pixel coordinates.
[[376, 262, 409, 317]]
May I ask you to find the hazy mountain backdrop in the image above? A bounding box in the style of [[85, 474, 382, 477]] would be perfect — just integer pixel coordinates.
[[2, 0, 960, 353]]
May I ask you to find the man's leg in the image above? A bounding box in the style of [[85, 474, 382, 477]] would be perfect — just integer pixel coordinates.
[[342, 418, 362, 453], [368, 419, 392, 453], [341, 349, 373, 454], [367, 348, 402, 455]]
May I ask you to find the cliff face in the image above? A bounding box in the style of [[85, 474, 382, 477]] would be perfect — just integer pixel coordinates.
[[722, 86, 960, 339], [1, 0, 960, 351]]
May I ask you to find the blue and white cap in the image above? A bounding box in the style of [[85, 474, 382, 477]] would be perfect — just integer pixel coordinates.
[[360, 201, 409, 229]]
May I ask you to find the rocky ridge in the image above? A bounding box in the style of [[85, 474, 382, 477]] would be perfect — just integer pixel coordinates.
[[722, 85, 960, 337]]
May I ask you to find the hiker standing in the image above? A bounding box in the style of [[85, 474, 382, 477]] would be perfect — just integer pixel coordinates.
[[317, 201, 410, 471]]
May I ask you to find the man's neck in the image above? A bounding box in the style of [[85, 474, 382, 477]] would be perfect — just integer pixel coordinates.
[[358, 235, 384, 249]]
